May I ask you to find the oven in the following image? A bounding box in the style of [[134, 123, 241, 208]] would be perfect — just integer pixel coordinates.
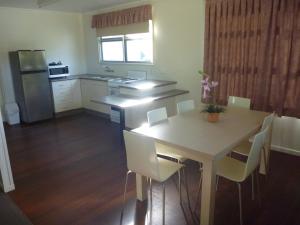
[[48, 65, 70, 78], [108, 84, 121, 123]]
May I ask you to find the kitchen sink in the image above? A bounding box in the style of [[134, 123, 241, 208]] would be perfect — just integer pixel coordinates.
[[90, 76, 114, 81]]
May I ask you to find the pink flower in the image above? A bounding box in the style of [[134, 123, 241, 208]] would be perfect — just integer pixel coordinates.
[[201, 77, 218, 99]]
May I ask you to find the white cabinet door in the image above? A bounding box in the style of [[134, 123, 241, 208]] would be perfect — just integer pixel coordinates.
[[69, 80, 82, 109], [52, 80, 82, 113], [81, 79, 109, 114]]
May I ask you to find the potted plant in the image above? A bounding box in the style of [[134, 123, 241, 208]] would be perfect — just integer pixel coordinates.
[[198, 70, 225, 122]]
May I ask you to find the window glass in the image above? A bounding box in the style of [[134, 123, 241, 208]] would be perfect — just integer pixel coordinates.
[[101, 41, 124, 61], [99, 33, 153, 63], [126, 39, 152, 62]]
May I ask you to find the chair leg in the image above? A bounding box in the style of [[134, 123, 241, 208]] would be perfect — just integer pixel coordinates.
[[193, 172, 203, 213], [255, 169, 262, 207], [263, 147, 268, 178], [216, 175, 219, 191], [251, 173, 255, 200], [120, 170, 132, 222], [182, 166, 192, 211], [177, 159, 182, 203], [150, 178, 153, 209], [162, 183, 166, 225], [237, 183, 243, 225]]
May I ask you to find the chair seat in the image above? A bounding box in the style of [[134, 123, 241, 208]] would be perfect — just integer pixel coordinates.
[[217, 156, 246, 183], [155, 142, 187, 162], [156, 158, 183, 182], [232, 140, 252, 156]]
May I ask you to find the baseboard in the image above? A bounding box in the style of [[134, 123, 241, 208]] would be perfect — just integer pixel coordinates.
[[54, 108, 85, 118], [83, 109, 110, 120], [55, 108, 110, 120], [271, 145, 300, 157]]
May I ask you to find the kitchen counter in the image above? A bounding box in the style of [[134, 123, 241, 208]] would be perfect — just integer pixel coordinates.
[[50, 75, 177, 90], [119, 79, 177, 90], [91, 89, 189, 109], [50, 74, 119, 82]]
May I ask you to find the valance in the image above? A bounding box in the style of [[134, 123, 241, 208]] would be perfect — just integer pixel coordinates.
[[91, 5, 152, 29]]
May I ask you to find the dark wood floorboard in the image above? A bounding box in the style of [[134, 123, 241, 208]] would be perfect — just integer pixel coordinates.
[[4, 113, 300, 225], [0, 193, 32, 225]]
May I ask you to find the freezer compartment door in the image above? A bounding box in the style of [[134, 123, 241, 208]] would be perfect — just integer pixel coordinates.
[[18, 50, 48, 72], [22, 72, 54, 122]]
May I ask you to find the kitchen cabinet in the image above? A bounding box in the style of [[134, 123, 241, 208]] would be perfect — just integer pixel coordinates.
[[80, 79, 109, 114], [51, 79, 82, 113]]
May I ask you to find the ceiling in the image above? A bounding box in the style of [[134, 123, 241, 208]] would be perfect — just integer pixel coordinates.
[[0, 0, 140, 12]]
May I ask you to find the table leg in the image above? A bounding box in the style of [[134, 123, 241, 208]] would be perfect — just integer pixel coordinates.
[[136, 174, 148, 201], [200, 160, 216, 225]]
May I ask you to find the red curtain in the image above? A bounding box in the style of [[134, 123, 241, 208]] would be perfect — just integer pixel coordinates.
[[204, 0, 300, 118], [91, 5, 152, 29]]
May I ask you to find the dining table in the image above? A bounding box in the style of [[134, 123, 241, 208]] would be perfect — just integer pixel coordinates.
[[132, 106, 269, 225]]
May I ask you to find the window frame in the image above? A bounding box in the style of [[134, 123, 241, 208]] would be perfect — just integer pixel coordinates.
[[98, 33, 153, 65]]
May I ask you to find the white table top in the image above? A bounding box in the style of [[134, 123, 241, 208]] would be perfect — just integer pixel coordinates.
[[133, 106, 269, 160]]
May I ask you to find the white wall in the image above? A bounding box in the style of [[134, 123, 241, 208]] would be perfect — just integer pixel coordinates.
[[83, 0, 205, 105], [0, 7, 86, 111]]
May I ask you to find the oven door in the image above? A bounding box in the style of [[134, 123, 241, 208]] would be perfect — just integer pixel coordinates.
[[49, 66, 69, 78]]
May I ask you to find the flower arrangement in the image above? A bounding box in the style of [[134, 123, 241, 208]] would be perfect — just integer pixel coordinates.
[[198, 70, 225, 121]]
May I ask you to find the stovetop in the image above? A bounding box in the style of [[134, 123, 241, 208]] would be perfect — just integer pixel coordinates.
[[108, 77, 142, 87]]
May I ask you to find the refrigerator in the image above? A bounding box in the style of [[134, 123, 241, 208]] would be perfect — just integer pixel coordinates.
[[9, 50, 54, 123]]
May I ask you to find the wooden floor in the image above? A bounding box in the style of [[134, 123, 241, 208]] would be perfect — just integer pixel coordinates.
[[4, 113, 300, 225], [0, 193, 32, 225]]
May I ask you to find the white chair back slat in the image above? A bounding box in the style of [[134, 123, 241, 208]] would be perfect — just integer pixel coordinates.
[[261, 113, 275, 131], [244, 127, 269, 178], [177, 100, 195, 114], [228, 96, 251, 109], [123, 130, 160, 180], [147, 107, 168, 126]]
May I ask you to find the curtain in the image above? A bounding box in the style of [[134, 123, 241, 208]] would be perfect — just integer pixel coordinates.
[[204, 0, 300, 118], [91, 5, 152, 29]]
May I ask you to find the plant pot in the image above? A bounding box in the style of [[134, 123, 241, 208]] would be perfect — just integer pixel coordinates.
[[207, 113, 220, 122]]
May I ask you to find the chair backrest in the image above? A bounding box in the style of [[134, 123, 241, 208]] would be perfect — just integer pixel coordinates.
[[177, 100, 195, 114], [244, 127, 269, 178], [228, 96, 251, 109], [147, 107, 168, 126], [261, 112, 275, 152], [123, 130, 160, 180], [261, 113, 275, 131]]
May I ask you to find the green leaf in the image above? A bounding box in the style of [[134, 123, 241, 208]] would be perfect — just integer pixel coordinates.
[[202, 104, 225, 113]]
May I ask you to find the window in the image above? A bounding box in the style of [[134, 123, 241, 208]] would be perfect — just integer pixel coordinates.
[[99, 33, 153, 64]]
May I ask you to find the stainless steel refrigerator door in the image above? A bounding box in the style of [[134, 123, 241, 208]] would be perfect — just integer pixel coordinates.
[[22, 72, 53, 122], [18, 51, 48, 72]]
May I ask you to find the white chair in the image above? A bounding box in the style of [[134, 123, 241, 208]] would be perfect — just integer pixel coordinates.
[[147, 107, 187, 163], [228, 96, 251, 109], [216, 127, 269, 225], [177, 100, 195, 114], [147, 107, 168, 126], [232, 113, 275, 174], [121, 130, 186, 225], [147, 107, 190, 205]]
